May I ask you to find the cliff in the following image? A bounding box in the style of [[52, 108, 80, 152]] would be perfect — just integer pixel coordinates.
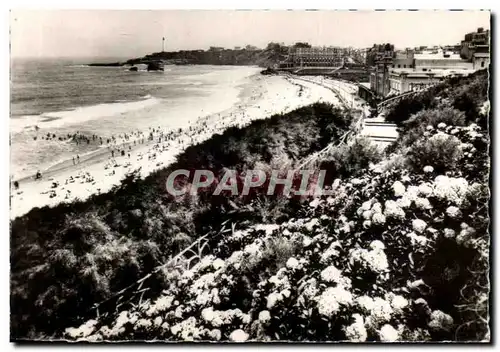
[[89, 43, 290, 67]]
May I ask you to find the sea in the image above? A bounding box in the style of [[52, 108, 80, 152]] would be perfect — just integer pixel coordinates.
[[10, 58, 260, 180]]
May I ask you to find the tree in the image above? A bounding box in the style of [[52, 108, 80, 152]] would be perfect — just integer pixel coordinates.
[[293, 42, 312, 48]]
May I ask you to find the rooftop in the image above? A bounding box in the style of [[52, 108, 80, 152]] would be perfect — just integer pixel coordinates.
[[414, 53, 463, 61], [390, 68, 476, 78], [473, 52, 490, 58]]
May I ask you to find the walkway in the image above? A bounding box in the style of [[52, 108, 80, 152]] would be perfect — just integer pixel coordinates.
[[287, 75, 399, 150], [360, 113, 398, 149]]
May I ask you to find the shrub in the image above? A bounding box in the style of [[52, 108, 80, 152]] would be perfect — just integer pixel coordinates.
[[406, 133, 463, 174], [319, 137, 384, 180], [397, 107, 466, 147]]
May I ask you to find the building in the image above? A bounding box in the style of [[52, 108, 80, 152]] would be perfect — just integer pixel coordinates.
[[365, 43, 395, 67], [369, 49, 394, 97], [388, 68, 475, 96], [413, 52, 473, 70], [371, 48, 476, 97], [392, 50, 415, 69], [461, 27, 490, 61], [473, 52, 490, 70], [283, 47, 344, 68]]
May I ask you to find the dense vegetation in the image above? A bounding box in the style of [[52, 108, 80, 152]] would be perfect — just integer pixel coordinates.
[[385, 69, 489, 130], [102, 42, 296, 67], [10, 103, 355, 340], [65, 70, 490, 341], [11, 71, 490, 342]]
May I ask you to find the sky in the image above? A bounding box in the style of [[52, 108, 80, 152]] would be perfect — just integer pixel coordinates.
[[10, 10, 491, 59]]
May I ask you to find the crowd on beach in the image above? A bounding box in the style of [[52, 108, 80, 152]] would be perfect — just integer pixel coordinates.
[[10, 75, 352, 216]]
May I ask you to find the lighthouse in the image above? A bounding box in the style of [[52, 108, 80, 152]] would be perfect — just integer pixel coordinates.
[[162, 37, 165, 52]]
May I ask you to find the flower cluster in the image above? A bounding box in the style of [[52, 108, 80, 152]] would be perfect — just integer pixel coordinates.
[[63, 117, 488, 343]]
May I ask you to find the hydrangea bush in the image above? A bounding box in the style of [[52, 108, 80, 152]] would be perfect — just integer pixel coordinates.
[[64, 121, 489, 342]]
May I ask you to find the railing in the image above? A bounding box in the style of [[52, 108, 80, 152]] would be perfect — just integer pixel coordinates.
[[87, 220, 233, 322]]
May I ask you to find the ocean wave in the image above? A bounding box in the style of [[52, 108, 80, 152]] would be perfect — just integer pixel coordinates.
[[10, 96, 161, 133]]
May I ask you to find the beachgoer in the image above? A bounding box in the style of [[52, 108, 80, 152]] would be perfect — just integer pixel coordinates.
[[77, 155, 80, 163], [35, 171, 42, 180], [13, 181, 19, 190]]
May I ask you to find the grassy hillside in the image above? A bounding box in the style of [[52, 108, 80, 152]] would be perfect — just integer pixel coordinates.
[[62, 70, 489, 342], [11, 71, 490, 342], [10, 103, 354, 340], [385, 69, 489, 130]]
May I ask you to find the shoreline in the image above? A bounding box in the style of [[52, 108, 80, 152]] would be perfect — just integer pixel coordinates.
[[10, 74, 347, 219]]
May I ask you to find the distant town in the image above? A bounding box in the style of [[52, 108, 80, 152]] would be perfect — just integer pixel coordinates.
[[94, 27, 489, 106]]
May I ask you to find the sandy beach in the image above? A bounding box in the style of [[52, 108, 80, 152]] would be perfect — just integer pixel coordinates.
[[10, 74, 347, 219]]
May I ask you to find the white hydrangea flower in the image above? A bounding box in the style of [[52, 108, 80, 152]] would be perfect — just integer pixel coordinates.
[[390, 295, 409, 311], [428, 310, 454, 332], [209, 329, 222, 341], [135, 318, 152, 329], [303, 236, 312, 247], [444, 228, 456, 238], [266, 292, 283, 309], [351, 178, 363, 185], [426, 125, 434, 131], [362, 210, 373, 220], [65, 319, 98, 339], [418, 182, 433, 196], [415, 197, 432, 210], [437, 122, 447, 129], [286, 257, 300, 270], [201, 307, 215, 323], [229, 329, 249, 342], [412, 219, 427, 233], [456, 226, 475, 246], [258, 310, 271, 323], [423, 166, 434, 173], [401, 175, 411, 183], [371, 297, 394, 322], [244, 242, 262, 257], [407, 232, 428, 247], [379, 324, 399, 342], [372, 202, 383, 213], [305, 218, 320, 231], [320, 265, 343, 282], [357, 296, 375, 312], [351, 246, 389, 273], [344, 314, 367, 342], [446, 206, 461, 219], [212, 258, 225, 270], [405, 186, 420, 201], [396, 195, 412, 209], [433, 176, 469, 206], [363, 220, 372, 229], [329, 286, 353, 306], [320, 241, 341, 264], [372, 213, 386, 225], [153, 316, 163, 327], [361, 199, 373, 211], [384, 200, 405, 220], [317, 290, 340, 317], [302, 279, 319, 299], [241, 313, 252, 324], [309, 198, 321, 208], [317, 286, 351, 317], [370, 240, 385, 250], [392, 181, 406, 197]]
